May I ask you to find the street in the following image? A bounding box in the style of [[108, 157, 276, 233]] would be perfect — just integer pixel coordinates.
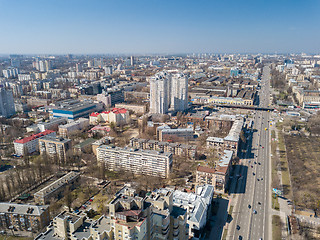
[[228, 65, 271, 240]]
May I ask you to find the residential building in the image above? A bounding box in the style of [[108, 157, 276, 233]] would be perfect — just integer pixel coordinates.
[[97, 145, 172, 178], [89, 108, 129, 125], [170, 72, 188, 112], [0, 202, 50, 232], [34, 171, 80, 204], [114, 103, 147, 114], [155, 184, 214, 239], [196, 150, 233, 192], [14, 130, 56, 156], [52, 100, 97, 120], [150, 71, 170, 114], [0, 87, 15, 118], [58, 118, 89, 137], [130, 137, 197, 159], [157, 125, 194, 142], [92, 136, 115, 155], [39, 136, 72, 162], [97, 90, 124, 108], [2, 67, 19, 78], [207, 117, 244, 155]]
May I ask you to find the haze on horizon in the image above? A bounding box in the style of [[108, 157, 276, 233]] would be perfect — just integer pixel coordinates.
[[0, 0, 319, 55]]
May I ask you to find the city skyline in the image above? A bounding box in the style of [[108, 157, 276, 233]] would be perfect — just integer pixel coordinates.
[[0, 0, 319, 54]]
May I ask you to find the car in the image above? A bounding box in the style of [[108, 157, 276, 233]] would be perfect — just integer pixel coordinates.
[[257, 178, 260, 181], [239, 236, 243, 240], [248, 160, 251, 163], [258, 162, 261, 165], [253, 210, 257, 214], [258, 202, 261, 205], [254, 161, 257, 164], [251, 165, 253, 168], [261, 178, 263, 180], [253, 172, 255, 176], [236, 225, 240, 230], [259, 238, 263, 240], [248, 204, 251, 209], [262, 146, 264, 148]]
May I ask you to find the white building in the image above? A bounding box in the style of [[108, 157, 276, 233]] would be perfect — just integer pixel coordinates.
[[37, 117, 68, 132], [89, 108, 129, 125], [171, 72, 188, 112], [58, 118, 89, 137], [14, 130, 56, 156], [2, 67, 19, 78], [97, 145, 172, 178], [150, 71, 170, 114], [150, 71, 188, 114]]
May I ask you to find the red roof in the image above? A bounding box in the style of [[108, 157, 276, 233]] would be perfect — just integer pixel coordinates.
[[90, 112, 100, 117], [112, 107, 127, 114], [197, 165, 216, 174], [14, 130, 55, 144]]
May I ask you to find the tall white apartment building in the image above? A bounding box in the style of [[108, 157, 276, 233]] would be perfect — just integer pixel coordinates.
[[171, 72, 188, 112], [149, 71, 170, 114], [97, 145, 172, 178], [150, 71, 188, 114]]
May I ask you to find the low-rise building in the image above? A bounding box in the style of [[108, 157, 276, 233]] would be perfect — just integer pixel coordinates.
[[51, 99, 97, 120], [89, 108, 129, 126], [196, 150, 233, 192], [157, 125, 194, 142], [58, 118, 89, 137], [207, 117, 243, 155], [130, 137, 197, 159], [34, 171, 80, 204], [92, 136, 115, 155], [13, 130, 56, 156], [39, 136, 72, 162], [97, 145, 172, 178], [114, 103, 147, 114], [0, 202, 50, 232], [37, 117, 68, 132]]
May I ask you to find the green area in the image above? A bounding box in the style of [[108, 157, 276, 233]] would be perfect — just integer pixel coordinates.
[[0, 237, 32, 240], [276, 126, 292, 199], [272, 194, 280, 211], [272, 215, 282, 240]]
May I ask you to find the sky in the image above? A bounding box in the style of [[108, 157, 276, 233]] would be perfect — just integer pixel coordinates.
[[0, 0, 319, 54]]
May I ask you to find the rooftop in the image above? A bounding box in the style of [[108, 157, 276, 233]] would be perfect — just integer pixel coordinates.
[[14, 130, 55, 144], [0, 202, 49, 216]]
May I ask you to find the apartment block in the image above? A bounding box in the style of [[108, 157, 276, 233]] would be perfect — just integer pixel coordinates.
[[97, 145, 172, 178], [0, 203, 50, 233], [130, 137, 197, 159], [39, 136, 72, 162], [37, 117, 68, 132], [14, 130, 56, 156], [34, 171, 80, 204], [196, 150, 233, 192], [206, 117, 243, 155], [157, 125, 194, 142]]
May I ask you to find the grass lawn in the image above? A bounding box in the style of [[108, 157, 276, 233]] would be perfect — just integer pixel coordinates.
[[271, 194, 280, 211], [272, 215, 282, 240]]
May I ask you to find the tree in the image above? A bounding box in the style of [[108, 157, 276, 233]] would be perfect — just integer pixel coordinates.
[[64, 186, 73, 212]]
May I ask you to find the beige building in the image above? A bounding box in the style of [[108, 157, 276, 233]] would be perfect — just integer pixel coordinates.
[[39, 136, 72, 162], [114, 103, 147, 114], [196, 150, 233, 192], [58, 118, 89, 137]]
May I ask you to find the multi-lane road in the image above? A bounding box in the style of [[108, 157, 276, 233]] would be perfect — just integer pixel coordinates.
[[228, 65, 271, 240]]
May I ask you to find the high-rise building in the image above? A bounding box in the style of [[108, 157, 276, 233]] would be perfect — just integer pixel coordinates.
[[130, 56, 135, 66], [103, 65, 113, 75], [2, 67, 19, 78], [150, 71, 188, 114], [170, 72, 188, 112], [0, 87, 15, 117], [150, 71, 170, 114], [76, 63, 82, 72]]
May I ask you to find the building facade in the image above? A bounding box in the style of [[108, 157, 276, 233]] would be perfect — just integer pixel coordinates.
[[0, 87, 15, 118], [58, 118, 89, 137], [39, 136, 72, 162], [14, 130, 56, 156], [97, 145, 172, 178], [0, 203, 50, 233]]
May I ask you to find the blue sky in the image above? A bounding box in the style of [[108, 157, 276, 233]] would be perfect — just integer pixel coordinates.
[[0, 0, 319, 54]]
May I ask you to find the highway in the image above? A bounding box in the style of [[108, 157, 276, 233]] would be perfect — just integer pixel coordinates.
[[228, 65, 271, 240]]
